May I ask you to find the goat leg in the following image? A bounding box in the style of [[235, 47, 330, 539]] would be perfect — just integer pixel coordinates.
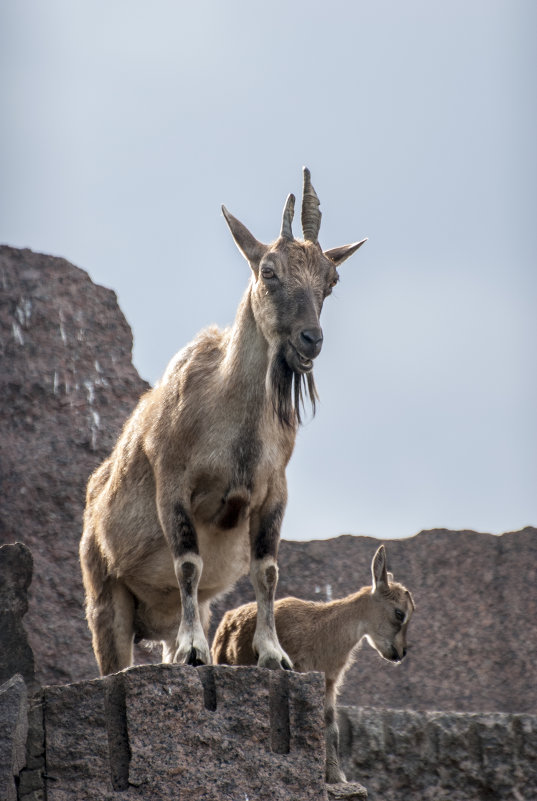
[[249, 503, 293, 671], [168, 499, 211, 666]]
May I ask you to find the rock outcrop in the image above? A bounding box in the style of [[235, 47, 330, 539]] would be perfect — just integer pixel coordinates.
[[0, 245, 152, 684]]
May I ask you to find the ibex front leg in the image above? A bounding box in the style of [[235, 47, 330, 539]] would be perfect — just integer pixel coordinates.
[[163, 497, 211, 666], [249, 503, 293, 671]]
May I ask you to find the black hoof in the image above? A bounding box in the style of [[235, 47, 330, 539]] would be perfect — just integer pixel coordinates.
[[187, 648, 206, 667], [259, 656, 282, 670]]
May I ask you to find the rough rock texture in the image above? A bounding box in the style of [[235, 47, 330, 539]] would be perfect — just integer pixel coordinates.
[[0, 245, 152, 684], [43, 664, 328, 801], [326, 782, 368, 800], [212, 527, 537, 714], [1, 246, 536, 718], [0, 542, 36, 691], [0, 674, 28, 801], [337, 705, 537, 801], [17, 692, 46, 801]]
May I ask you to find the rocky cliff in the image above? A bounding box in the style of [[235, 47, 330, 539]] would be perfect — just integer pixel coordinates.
[[0, 245, 151, 684], [1, 245, 536, 717]]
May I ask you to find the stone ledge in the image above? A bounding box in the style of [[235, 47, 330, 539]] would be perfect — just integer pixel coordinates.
[[43, 664, 328, 801]]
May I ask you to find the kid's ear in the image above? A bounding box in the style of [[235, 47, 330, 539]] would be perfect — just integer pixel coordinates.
[[371, 545, 388, 591]]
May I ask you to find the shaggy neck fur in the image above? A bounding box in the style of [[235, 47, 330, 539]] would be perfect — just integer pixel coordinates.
[[224, 285, 318, 428]]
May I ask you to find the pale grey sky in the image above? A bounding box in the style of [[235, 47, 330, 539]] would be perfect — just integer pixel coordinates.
[[1, 1, 536, 541]]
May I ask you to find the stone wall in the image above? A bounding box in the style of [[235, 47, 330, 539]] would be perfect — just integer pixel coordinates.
[[338, 706, 537, 801]]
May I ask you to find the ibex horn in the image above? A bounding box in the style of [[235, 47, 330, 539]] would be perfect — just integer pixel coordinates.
[[301, 167, 322, 243], [280, 193, 295, 240]]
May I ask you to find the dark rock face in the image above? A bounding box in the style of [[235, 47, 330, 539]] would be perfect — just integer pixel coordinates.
[[0, 543, 36, 690], [1, 245, 536, 719], [43, 665, 327, 801], [337, 705, 537, 801], [0, 674, 28, 801], [0, 246, 151, 685]]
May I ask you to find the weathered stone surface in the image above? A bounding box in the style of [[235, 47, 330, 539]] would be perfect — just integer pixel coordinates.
[[45, 677, 113, 800], [17, 692, 46, 801], [0, 542, 36, 689], [337, 705, 537, 801], [44, 664, 328, 801], [0, 245, 151, 684], [0, 674, 28, 801], [326, 782, 368, 800]]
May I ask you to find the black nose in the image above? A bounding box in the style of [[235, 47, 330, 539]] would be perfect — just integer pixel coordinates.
[[391, 646, 403, 662], [299, 327, 323, 358]]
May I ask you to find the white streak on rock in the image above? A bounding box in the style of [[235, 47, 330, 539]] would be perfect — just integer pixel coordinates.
[[90, 409, 100, 450], [59, 310, 67, 344], [12, 322, 24, 345], [16, 297, 32, 327], [84, 380, 95, 405]]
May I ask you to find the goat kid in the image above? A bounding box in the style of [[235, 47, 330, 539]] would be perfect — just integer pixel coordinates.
[[80, 168, 367, 676], [212, 545, 415, 784]]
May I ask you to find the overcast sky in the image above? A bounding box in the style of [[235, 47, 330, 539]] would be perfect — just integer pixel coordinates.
[[1, 1, 536, 542]]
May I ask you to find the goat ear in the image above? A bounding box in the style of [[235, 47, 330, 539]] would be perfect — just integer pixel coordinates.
[[222, 206, 267, 273], [371, 545, 388, 591], [324, 238, 367, 266]]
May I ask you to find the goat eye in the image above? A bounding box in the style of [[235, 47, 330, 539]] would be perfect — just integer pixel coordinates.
[[261, 266, 275, 280], [395, 609, 405, 622]]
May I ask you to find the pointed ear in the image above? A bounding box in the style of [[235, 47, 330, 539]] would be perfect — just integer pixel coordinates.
[[324, 238, 367, 266], [222, 206, 267, 273], [371, 545, 388, 591]]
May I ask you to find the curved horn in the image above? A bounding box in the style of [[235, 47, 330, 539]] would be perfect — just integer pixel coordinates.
[[301, 167, 322, 243], [280, 193, 295, 240]]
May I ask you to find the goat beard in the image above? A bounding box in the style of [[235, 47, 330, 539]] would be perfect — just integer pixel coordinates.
[[269, 346, 318, 427]]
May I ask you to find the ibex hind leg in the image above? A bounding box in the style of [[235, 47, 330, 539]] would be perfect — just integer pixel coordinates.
[[324, 694, 346, 783], [88, 579, 135, 675]]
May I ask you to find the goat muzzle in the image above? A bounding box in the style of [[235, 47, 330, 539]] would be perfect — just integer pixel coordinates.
[[299, 327, 323, 359]]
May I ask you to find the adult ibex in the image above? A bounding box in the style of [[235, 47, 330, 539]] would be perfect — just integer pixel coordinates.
[[212, 545, 415, 784], [80, 168, 367, 675]]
